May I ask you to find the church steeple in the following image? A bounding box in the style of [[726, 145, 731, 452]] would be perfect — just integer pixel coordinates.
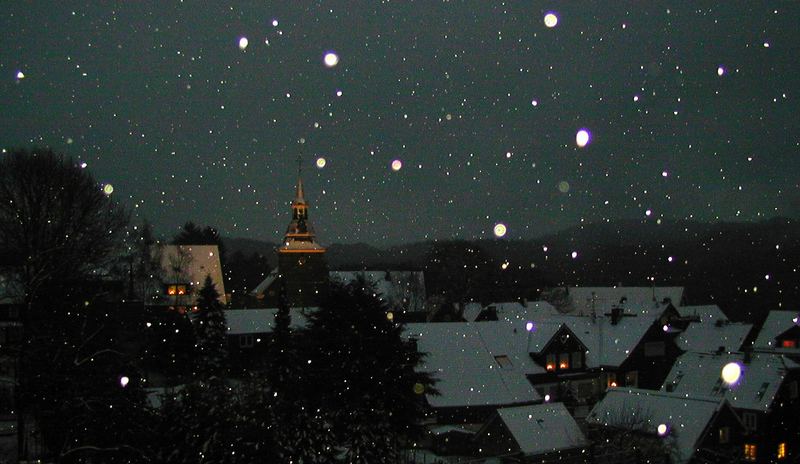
[[280, 157, 325, 253]]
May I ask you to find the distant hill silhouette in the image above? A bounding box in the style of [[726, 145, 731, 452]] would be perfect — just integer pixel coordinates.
[[226, 218, 799, 325]]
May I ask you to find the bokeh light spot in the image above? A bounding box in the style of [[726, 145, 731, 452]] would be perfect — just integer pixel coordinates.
[[576, 129, 591, 148], [493, 223, 507, 238], [391, 159, 402, 171], [544, 12, 558, 28], [324, 51, 339, 67], [721, 362, 742, 385]]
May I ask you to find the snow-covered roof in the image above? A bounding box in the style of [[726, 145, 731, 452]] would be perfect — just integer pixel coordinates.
[[495, 403, 587, 456], [660, 351, 797, 412], [587, 388, 726, 464], [676, 305, 728, 323], [754, 310, 800, 353], [250, 268, 279, 297], [521, 313, 658, 368], [462, 302, 483, 322], [161, 244, 227, 304], [567, 286, 683, 317], [677, 322, 752, 353], [405, 322, 542, 408], [330, 270, 427, 312], [225, 308, 311, 335]]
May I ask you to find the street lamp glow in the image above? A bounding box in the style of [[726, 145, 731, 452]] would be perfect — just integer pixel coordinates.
[[391, 159, 402, 171], [119, 376, 130, 388], [316, 157, 326, 168], [238, 37, 249, 50], [657, 423, 668, 436], [544, 12, 558, 28], [493, 223, 507, 238]]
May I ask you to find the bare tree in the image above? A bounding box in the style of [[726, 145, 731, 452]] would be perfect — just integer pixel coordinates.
[[0, 148, 129, 461], [0, 148, 128, 301]]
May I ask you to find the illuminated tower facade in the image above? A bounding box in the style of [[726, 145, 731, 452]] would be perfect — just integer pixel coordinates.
[[277, 176, 328, 307]]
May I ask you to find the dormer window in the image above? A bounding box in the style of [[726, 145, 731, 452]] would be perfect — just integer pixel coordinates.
[[559, 353, 570, 370], [166, 284, 188, 296], [546, 353, 556, 371]]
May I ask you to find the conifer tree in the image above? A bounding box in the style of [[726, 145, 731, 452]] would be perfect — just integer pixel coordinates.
[[265, 284, 338, 463], [303, 277, 435, 462], [194, 275, 228, 379]]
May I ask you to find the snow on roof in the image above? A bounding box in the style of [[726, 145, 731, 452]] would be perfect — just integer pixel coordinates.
[[587, 388, 725, 464], [462, 302, 483, 322], [676, 305, 728, 323], [567, 286, 683, 316], [660, 351, 797, 412], [523, 313, 657, 368], [225, 308, 311, 335], [495, 403, 588, 455], [677, 322, 751, 353], [330, 270, 427, 312], [754, 310, 800, 352], [405, 322, 541, 408], [250, 268, 279, 296], [161, 244, 227, 304]]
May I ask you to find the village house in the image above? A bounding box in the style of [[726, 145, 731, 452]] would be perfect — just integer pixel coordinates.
[[753, 311, 800, 357], [587, 388, 746, 463], [661, 351, 800, 462]]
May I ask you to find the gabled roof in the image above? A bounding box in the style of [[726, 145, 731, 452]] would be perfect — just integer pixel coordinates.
[[660, 351, 798, 412], [754, 310, 800, 353], [330, 270, 426, 312], [587, 388, 727, 464], [677, 322, 752, 353], [676, 305, 728, 323], [225, 308, 311, 335], [522, 313, 658, 368], [161, 244, 227, 304], [567, 286, 683, 317], [405, 322, 542, 408], [493, 403, 588, 456]]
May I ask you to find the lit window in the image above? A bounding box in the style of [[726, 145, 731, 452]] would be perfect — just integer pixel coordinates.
[[167, 285, 177, 295], [559, 353, 570, 370], [778, 442, 786, 460], [546, 354, 556, 371], [782, 340, 796, 348], [177, 285, 186, 295], [744, 444, 757, 461], [606, 373, 617, 388]]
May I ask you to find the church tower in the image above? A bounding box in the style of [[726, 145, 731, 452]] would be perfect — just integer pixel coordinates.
[[277, 169, 329, 307]]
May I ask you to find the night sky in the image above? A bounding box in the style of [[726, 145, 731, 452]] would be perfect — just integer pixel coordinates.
[[2, 2, 798, 245]]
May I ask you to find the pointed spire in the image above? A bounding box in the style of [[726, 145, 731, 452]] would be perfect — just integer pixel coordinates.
[[295, 177, 305, 203], [294, 154, 306, 203]]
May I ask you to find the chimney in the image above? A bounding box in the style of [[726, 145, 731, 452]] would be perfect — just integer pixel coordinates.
[[611, 307, 623, 325], [743, 347, 752, 364]]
